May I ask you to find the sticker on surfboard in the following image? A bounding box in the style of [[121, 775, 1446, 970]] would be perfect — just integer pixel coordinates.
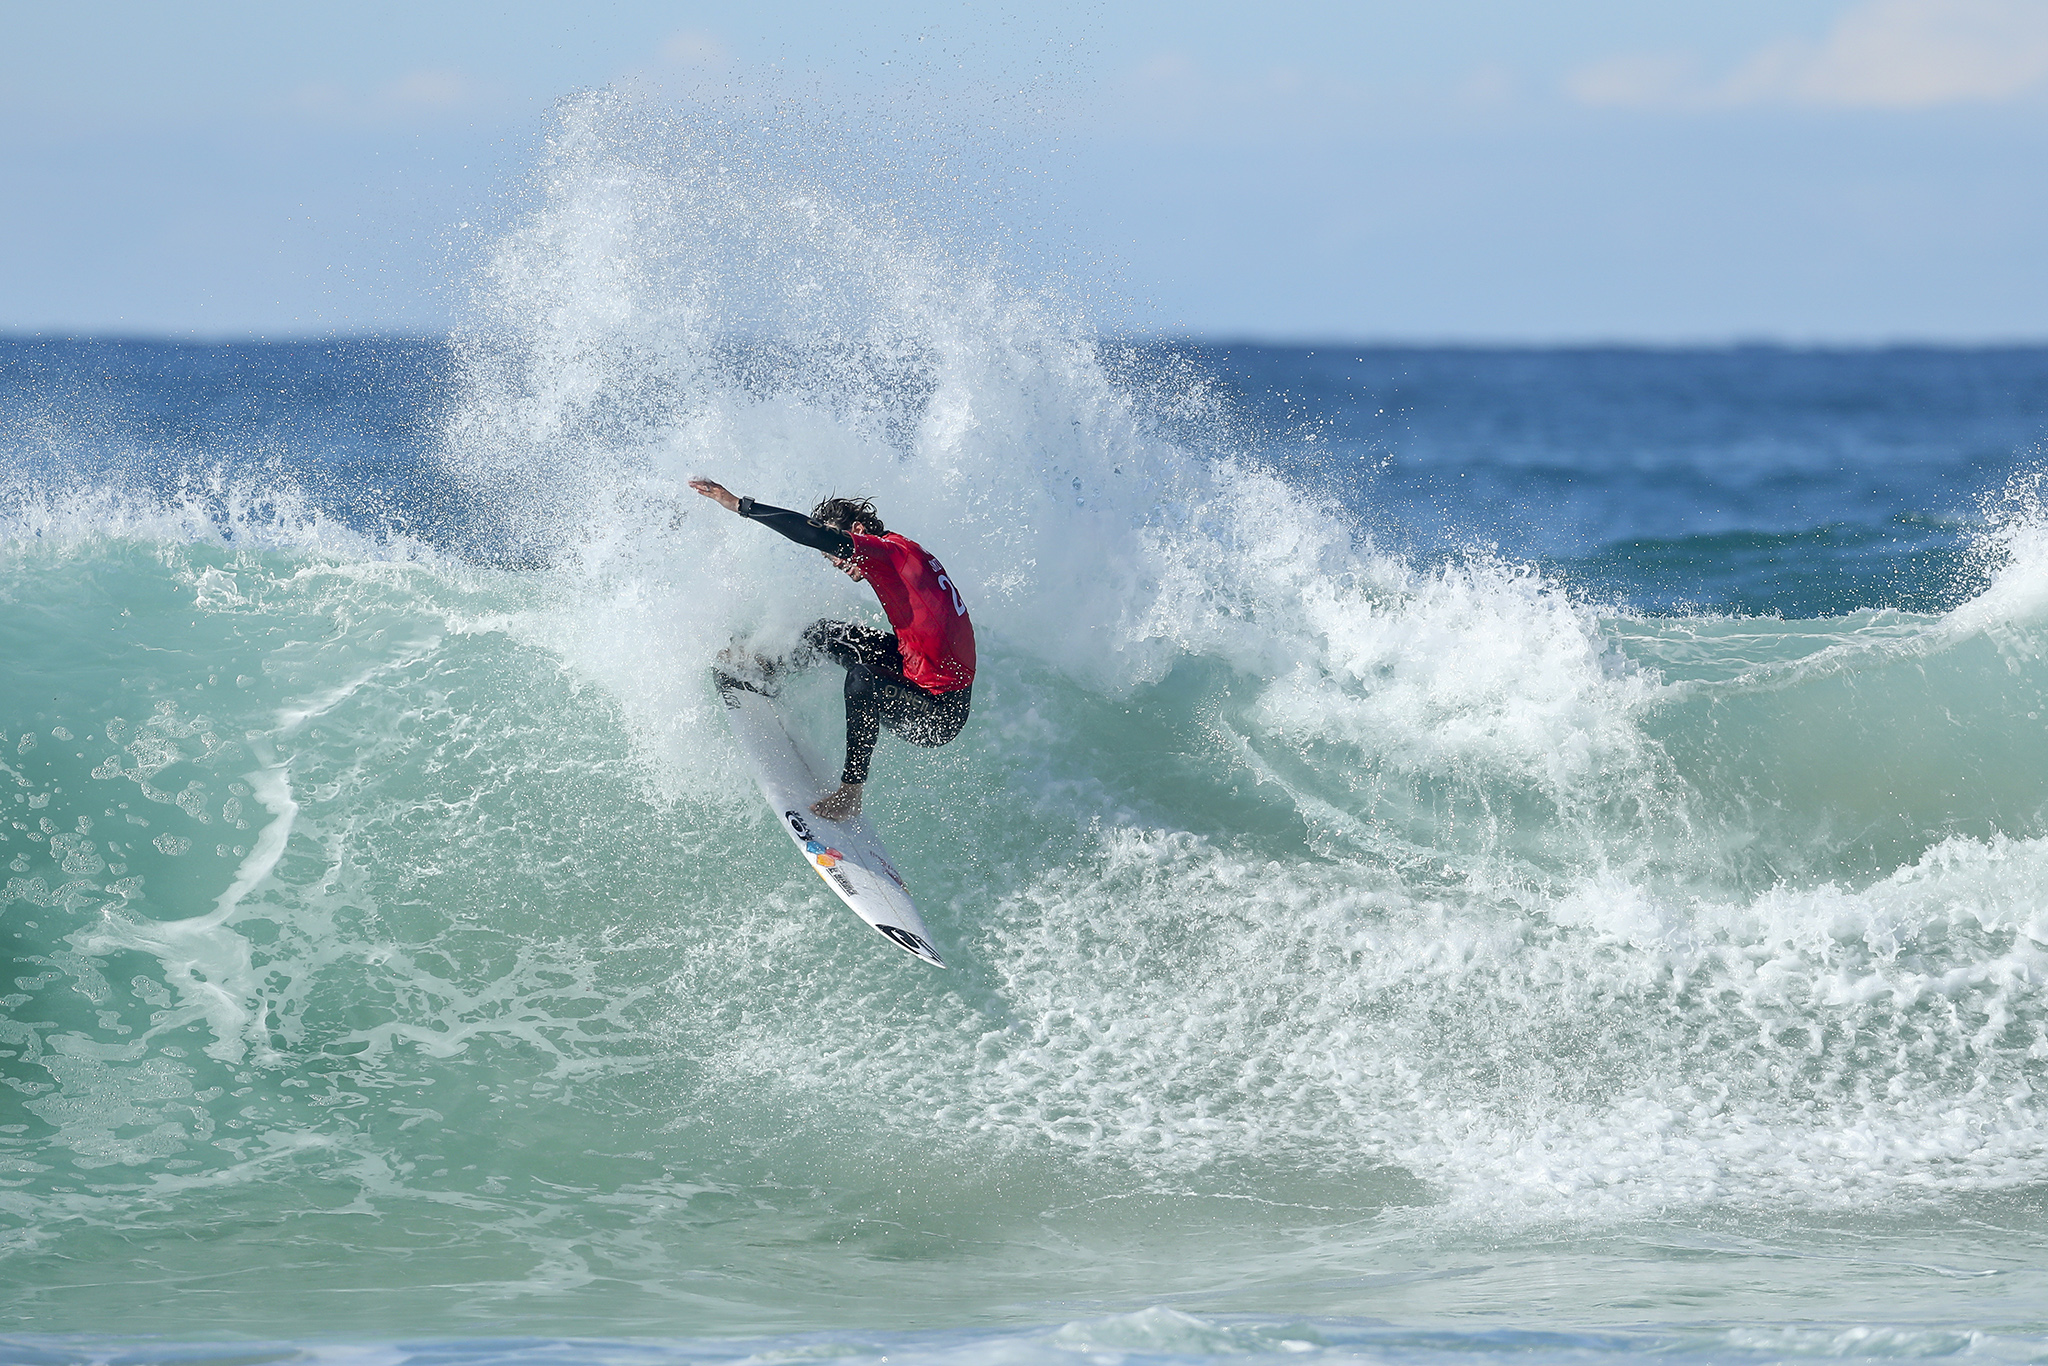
[[715, 667, 946, 967]]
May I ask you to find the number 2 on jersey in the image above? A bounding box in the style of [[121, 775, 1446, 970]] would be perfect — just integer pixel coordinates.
[[929, 558, 966, 615]]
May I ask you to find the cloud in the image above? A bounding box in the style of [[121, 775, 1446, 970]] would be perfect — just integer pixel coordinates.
[[1565, 53, 1697, 108], [1769, 0, 2048, 106], [1567, 0, 2048, 110]]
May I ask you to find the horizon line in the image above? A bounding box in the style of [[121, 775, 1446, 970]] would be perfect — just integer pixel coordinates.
[[7, 328, 2048, 352]]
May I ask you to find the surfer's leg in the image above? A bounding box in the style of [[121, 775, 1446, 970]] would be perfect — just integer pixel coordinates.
[[815, 679, 965, 820], [806, 622, 904, 783], [810, 664, 885, 820], [878, 683, 971, 750], [794, 619, 848, 668], [840, 662, 886, 785], [805, 625, 917, 818], [798, 619, 898, 671]]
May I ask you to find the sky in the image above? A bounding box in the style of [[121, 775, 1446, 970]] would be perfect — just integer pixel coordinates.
[[3, 0, 2046, 341]]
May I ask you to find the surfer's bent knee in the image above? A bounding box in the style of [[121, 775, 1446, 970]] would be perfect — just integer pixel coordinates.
[[798, 618, 844, 664], [903, 687, 971, 748], [843, 661, 886, 703]]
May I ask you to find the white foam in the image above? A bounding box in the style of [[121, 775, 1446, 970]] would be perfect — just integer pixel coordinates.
[[403, 98, 2048, 1230], [1944, 472, 2048, 648], [15, 95, 2048, 1259], [0, 468, 414, 564], [70, 758, 298, 1067]]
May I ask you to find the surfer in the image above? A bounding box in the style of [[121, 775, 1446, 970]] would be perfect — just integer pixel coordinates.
[[689, 478, 975, 820]]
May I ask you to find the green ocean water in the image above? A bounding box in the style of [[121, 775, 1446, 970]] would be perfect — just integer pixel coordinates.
[[7, 514, 2048, 1349], [6, 96, 2048, 1364]]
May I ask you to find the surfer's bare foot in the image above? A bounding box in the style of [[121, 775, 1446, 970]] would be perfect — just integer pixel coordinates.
[[811, 782, 863, 820]]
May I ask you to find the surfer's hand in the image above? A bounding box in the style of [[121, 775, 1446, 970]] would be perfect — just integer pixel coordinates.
[[689, 478, 741, 513]]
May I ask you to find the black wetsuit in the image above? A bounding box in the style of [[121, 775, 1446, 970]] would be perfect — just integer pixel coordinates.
[[739, 499, 973, 786]]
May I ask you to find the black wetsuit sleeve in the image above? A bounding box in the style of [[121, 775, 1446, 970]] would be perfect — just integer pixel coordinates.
[[736, 498, 855, 556]]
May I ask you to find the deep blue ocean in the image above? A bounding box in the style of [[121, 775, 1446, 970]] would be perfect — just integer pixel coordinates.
[[6, 102, 2048, 1366]]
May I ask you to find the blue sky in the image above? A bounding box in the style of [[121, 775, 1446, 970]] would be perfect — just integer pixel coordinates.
[[4, 0, 2045, 340]]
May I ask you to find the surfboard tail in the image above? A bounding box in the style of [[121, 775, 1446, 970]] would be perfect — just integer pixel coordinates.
[[872, 923, 946, 967]]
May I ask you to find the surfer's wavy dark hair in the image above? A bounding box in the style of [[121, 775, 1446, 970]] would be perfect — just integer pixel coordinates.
[[811, 495, 884, 535]]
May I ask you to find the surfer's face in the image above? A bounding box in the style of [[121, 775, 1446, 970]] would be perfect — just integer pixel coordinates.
[[826, 521, 871, 580]]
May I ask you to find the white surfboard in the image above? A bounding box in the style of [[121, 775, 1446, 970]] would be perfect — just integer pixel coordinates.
[[714, 667, 946, 967]]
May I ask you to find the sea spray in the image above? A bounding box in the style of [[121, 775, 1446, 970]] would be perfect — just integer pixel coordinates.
[[5, 100, 2048, 1347], [379, 95, 2048, 1226]]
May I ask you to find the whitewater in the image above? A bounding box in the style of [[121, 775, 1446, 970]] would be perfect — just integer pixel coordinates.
[[5, 99, 2048, 1363]]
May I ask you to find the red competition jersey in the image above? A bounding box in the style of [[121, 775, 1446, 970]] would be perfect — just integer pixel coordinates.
[[848, 531, 976, 694]]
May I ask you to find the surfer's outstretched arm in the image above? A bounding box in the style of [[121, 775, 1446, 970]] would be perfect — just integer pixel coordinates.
[[689, 479, 855, 557]]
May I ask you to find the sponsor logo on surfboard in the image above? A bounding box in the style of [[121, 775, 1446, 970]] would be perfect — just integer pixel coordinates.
[[785, 810, 813, 841], [875, 924, 942, 963], [870, 851, 907, 890]]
